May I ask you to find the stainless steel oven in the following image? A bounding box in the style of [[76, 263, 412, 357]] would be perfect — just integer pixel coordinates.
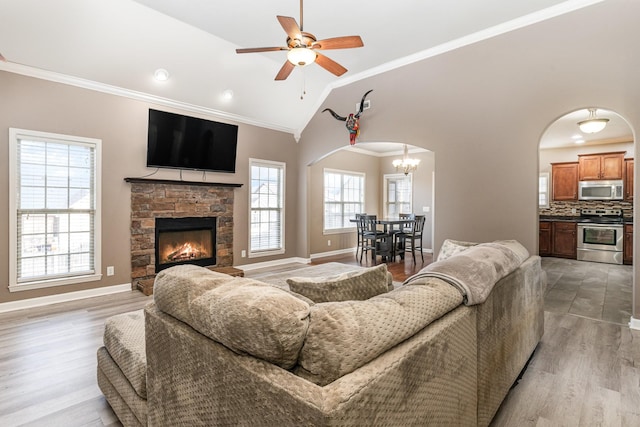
[[577, 209, 624, 265]]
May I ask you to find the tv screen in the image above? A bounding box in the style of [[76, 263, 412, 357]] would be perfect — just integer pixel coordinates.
[[147, 109, 238, 173]]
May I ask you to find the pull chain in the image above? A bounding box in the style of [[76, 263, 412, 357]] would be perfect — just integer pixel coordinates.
[[300, 67, 307, 100]]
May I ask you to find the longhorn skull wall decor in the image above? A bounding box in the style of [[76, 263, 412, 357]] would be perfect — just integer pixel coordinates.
[[322, 89, 373, 145]]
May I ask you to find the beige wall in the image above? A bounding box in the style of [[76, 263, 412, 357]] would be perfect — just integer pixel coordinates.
[[296, 1, 640, 319], [0, 71, 298, 303]]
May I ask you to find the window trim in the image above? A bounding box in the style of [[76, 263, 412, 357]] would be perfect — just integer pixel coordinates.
[[248, 158, 285, 258], [323, 168, 365, 234], [9, 128, 102, 292], [383, 173, 413, 218]]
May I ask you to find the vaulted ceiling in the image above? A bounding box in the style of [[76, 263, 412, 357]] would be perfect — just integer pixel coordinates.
[[0, 0, 606, 138]]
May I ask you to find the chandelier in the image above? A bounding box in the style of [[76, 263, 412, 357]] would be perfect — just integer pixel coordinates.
[[392, 144, 420, 175], [578, 108, 609, 134]]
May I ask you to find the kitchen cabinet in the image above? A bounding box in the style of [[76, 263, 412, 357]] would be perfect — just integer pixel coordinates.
[[624, 223, 633, 265], [551, 162, 578, 201], [552, 221, 577, 259], [624, 158, 634, 201], [578, 151, 625, 181], [539, 222, 551, 256]]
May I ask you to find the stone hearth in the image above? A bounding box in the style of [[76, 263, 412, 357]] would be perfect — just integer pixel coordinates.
[[125, 178, 241, 295]]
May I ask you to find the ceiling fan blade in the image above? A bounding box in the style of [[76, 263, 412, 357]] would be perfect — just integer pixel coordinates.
[[236, 47, 287, 54], [275, 61, 295, 81], [313, 36, 364, 50], [315, 53, 347, 77], [277, 15, 301, 41]]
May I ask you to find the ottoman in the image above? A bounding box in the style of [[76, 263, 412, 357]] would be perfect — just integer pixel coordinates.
[[97, 309, 148, 427]]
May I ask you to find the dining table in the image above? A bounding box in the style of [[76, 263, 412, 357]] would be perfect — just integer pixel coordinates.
[[350, 217, 417, 261]]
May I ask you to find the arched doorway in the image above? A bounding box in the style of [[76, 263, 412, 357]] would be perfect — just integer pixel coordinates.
[[538, 107, 634, 325], [306, 142, 435, 261]]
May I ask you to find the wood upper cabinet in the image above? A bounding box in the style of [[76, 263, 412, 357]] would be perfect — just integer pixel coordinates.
[[578, 151, 625, 181], [624, 223, 633, 265], [552, 221, 577, 259], [551, 162, 578, 201], [625, 158, 634, 201]]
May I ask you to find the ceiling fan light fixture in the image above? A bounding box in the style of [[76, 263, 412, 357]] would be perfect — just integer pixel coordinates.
[[578, 108, 609, 134], [287, 47, 316, 66]]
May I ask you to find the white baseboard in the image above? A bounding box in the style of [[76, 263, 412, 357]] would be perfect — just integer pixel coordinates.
[[0, 283, 133, 314], [235, 257, 311, 272], [630, 316, 640, 330], [310, 248, 356, 260]]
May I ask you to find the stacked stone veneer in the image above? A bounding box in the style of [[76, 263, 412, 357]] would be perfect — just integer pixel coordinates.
[[128, 180, 236, 295]]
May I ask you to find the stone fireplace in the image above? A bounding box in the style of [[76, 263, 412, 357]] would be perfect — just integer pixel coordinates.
[[125, 178, 242, 295]]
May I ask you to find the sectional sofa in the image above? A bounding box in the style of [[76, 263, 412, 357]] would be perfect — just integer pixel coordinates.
[[97, 239, 544, 426]]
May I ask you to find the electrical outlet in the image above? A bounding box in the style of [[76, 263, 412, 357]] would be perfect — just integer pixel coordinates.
[[423, 206, 430, 213], [241, 250, 247, 258], [571, 208, 577, 214], [107, 266, 115, 276], [327, 240, 332, 247]]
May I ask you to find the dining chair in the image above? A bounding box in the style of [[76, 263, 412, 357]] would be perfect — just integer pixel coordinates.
[[354, 213, 366, 259], [392, 213, 415, 259], [359, 215, 390, 264], [397, 215, 425, 264]]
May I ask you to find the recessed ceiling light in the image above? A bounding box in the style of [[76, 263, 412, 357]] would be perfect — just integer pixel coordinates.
[[571, 134, 583, 140], [154, 68, 169, 82], [222, 89, 234, 100], [575, 139, 585, 144]]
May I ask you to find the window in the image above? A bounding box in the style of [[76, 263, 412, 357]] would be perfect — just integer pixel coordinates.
[[249, 159, 285, 257], [9, 128, 101, 291], [384, 174, 413, 217], [324, 169, 365, 232], [539, 172, 550, 208]]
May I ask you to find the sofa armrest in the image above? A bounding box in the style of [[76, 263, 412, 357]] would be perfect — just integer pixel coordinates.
[[145, 302, 478, 426]]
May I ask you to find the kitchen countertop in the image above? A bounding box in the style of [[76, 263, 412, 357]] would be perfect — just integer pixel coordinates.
[[539, 215, 633, 224]]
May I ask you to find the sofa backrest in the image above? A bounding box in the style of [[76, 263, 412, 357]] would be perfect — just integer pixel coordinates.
[[153, 265, 464, 386]]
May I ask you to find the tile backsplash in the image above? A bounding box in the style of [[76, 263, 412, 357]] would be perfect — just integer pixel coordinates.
[[540, 200, 633, 218]]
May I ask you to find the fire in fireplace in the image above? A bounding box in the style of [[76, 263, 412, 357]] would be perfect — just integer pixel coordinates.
[[155, 217, 216, 272]]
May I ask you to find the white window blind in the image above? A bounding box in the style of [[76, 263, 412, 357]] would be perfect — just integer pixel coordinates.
[[9, 128, 101, 290], [249, 159, 285, 256], [539, 172, 550, 208], [324, 169, 364, 231], [384, 174, 412, 217]]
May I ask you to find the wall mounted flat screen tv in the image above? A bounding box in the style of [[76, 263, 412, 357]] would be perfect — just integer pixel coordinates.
[[147, 109, 238, 173]]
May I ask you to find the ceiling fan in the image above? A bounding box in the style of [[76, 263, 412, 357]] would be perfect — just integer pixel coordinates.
[[235, 0, 364, 81]]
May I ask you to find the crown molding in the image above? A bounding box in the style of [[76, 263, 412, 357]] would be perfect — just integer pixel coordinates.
[[0, 60, 297, 136]]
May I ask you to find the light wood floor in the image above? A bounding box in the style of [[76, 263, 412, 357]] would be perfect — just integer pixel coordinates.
[[0, 254, 638, 426]]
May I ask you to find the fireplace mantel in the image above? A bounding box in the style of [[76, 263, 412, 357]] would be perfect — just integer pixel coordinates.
[[125, 177, 243, 188]]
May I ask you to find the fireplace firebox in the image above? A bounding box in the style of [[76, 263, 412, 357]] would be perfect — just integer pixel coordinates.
[[155, 217, 216, 272]]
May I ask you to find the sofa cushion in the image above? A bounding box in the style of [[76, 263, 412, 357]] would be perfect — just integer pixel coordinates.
[[436, 239, 478, 261], [296, 278, 464, 386], [103, 309, 147, 399], [154, 265, 310, 370], [286, 264, 389, 303]]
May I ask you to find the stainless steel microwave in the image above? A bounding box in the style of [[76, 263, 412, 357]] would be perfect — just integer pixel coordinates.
[[578, 180, 624, 200]]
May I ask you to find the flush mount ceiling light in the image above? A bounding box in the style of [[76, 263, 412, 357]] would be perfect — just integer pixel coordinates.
[[154, 68, 170, 82], [392, 145, 420, 175], [287, 47, 317, 66], [221, 89, 234, 100], [578, 108, 609, 134]]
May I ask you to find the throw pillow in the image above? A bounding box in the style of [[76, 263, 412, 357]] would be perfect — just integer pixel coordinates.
[[436, 239, 478, 261], [286, 264, 389, 303]]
